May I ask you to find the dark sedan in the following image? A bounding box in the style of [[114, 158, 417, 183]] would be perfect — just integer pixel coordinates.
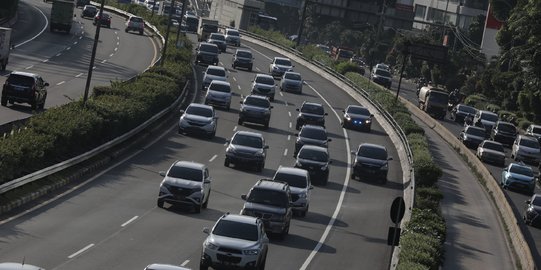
[[351, 143, 392, 184], [294, 145, 331, 185], [524, 194, 541, 227], [294, 125, 331, 156], [459, 125, 487, 149], [342, 105, 373, 131], [81, 5, 97, 18], [93, 12, 111, 28], [450, 104, 477, 123]]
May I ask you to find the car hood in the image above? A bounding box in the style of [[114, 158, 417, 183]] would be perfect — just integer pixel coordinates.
[[480, 148, 505, 157], [297, 158, 327, 167], [253, 83, 274, 90], [243, 202, 286, 215], [283, 78, 302, 85], [208, 234, 258, 250], [163, 177, 201, 189], [517, 146, 541, 154], [183, 114, 212, 123], [204, 74, 226, 82], [480, 120, 496, 128], [242, 104, 268, 113], [506, 172, 535, 182], [207, 90, 231, 98], [275, 64, 293, 70], [355, 156, 387, 167], [208, 39, 226, 44], [300, 112, 324, 119], [289, 186, 308, 195], [346, 113, 370, 120], [230, 144, 262, 154], [298, 137, 327, 147]]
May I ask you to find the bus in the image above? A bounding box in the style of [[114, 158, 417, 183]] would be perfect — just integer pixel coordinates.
[[256, 13, 277, 30]]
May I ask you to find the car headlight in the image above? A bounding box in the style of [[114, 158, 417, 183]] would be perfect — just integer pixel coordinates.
[[255, 149, 265, 157], [272, 66, 279, 70], [227, 145, 237, 154], [204, 241, 219, 250], [243, 249, 260, 255], [344, 114, 351, 120], [298, 193, 307, 198], [365, 119, 372, 124]]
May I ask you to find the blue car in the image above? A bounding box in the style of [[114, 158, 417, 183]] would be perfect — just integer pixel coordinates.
[[501, 162, 536, 194]]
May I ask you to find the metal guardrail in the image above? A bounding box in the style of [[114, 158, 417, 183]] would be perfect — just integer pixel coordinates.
[[0, 5, 170, 194]]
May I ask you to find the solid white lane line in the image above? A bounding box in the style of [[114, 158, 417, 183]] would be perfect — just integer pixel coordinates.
[[237, 85, 241, 90], [121, 216, 138, 227], [300, 82, 352, 270], [116, 41, 120, 46], [68, 244, 95, 259], [283, 148, 288, 156], [110, 53, 114, 57], [92, 66, 96, 70], [56, 81, 65, 85], [232, 77, 237, 82], [233, 125, 238, 131], [114, 47, 118, 51], [181, 260, 190, 266], [76, 73, 83, 78], [12, 5, 47, 49], [279, 92, 283, 97], [209, 155, 217, 162], [79, 36, 82, 39], [287, 135, 291, 141], [25, 65, 33, 70], [73, 41, 78, 45]]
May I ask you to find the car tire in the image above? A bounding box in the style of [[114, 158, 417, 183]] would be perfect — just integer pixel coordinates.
[[232, 63, 236, 69], [31, 100, 37, 110], [300, 208, 307, 217], [351, 173, 357, 180], [208, 131, 215, 139], [257, 162, 264, 172], [295, 123, 301, 130], [194, 204, 202, 213], [258, 254, 266, 270], [238, 118, 243, 125], [1, 96, 6, 106], [224, 157, 230, 167], [38, 99, 45, 110], [280, 222, 290, 239], [199, 260, 209, 270], [270, 95, 275, 102], [248, 66, 252, 72], [124, 28, 128, 32], [202, 192, 210, 209], [264, 121, 269, 129], [139, 30, 143, 35], [157, 200, 164, 208]]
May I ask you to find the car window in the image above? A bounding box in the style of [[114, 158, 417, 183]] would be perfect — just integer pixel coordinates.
[[375, 69, 391, 77], [7, 74, 34, 87], [209, 83, 231, 93], [481, 113, 499, 122], [358, 145, 387, 160], [130, 17, 144, 23], [533, 127, 541, 134], [300, 127, 327, 140], [244, 97, 270, 108], [210, 34, 225, 41], [227, 30, 239, 36], [186, 106, 213, 117], [483, 141, 504, 152], [465, 127, 486, 137], [509, 165, 534, 177], [301, 104, 324, 115], [168, 165, 203, 181], [200, 44, 218, 54], [275, 58, 292, 66], [284, 73, 301, 80], [498, 123, 516, 132], [519, 138, 540, 148], [236, 51, 252, 58], [213, 220, 258, 241], [247, 189, 288, 207], [458, 105, 476, 114], [255, 76, 274, 85], [533, 196, 541, 206], [274, 172, 307, 188], [298, 148, 328, 162], [347, 106, 370, 115], [232, 134, 263, 148], [206, 68, 226, 77]]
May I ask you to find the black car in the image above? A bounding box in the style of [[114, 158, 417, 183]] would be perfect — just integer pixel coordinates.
[[524, 194, 541, 227], [450, 104, 477, 123], [195, 42, 219, 66], [81, 5, 97, 18], [232, 49, 254, 71], [93, 12, 111, 28], [491, 121, 517, 146], [1, 71, 48, 110], [295, 145, 331, 185], [351, 143, 392, 184], [238, 95, 273, 129], [295, 102, 327, 130], [342, 105, 373, 131], [225, 131, 268, 172], [459, 125, 487, 149], [294, 125, 331, 156]]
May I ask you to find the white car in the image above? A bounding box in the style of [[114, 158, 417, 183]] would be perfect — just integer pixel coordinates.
[[157, 161, 212, 213], [476, 139, 506, 167], [280, 71, 303, 93], [526, 124, 541, 142], [200, 213, 269, 270], [202, 65, 227, 90], [224, 28, 241, 46], [272, 166, 312, 217], [511, 135, 541, 165], [0, 263, 44, 270], [178, 103, 217, 138], [269, 57, 294, 78], [144, 263, 190, 270], [250, 74, 276, 101], [205, 80, 232, 110]]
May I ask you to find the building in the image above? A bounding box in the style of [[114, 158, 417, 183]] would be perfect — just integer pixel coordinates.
[[412, 0, 488, 30], [208, 0, 264, 30]]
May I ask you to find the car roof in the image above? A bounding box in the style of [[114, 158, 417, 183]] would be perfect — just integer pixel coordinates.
[[465, 125, 485, 131], [255, 73, 274, 79], [347, 104, 368, 110], [210, 33, 224, 36], [275, 166, 309, 177], [245, 94, 269, 101], [173, 160, 206, 170], [226, 28, 239, 32], [274, 57, 290, 61], [496, 121, 514, 126], [482, 139, 503, 146], [209, 80, 230, 86], [509, 162, 533, 171], [299, 144, 328, 152], [10, 71, 39, 78], [284, 71, 301, 76], [129, 15, 143, 19], [144, 263, 191, 270], [220, 213, 260, 224], [478, 110, 498, 116], [254, 179, 289, 191], [235, 49, 251, 53], [359, 143, 387, 151], [302, 101, 324, 107], [300, 124, 326, 131], [234, 130, 264, 138], [187, 103, 214, 110], [199, 42, 218, 48]]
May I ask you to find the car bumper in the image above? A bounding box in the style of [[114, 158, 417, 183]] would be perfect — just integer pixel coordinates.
[[353, 165, 387, 179], [251, 89, 275, 98], [502, 178, 535, 193], [226, 153, 265, 165], [297, 118, 325, 127], [206, 97, 231, 108], [344, 118, 371, 130], [179, 120, 215, 135], [479, 153, 505, 165], [234, 61, 252, 68], [158, 193, 202, 207], [282, 83, 302, 93], [271, 69, 286, 77]]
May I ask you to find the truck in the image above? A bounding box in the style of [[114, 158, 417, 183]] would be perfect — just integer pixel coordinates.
[[197, 18, 219, 42], [331, 46, 354, 62], [418, 86, 449, 120], [50, 0, 75, 33], [0, 27, 12, 71]]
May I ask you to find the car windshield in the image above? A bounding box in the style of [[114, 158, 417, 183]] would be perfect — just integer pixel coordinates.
[[347, 106, 370, 116], [375, 69, 391, 77], [86, 6, 96, 11], [247, 189, 289, 207], [186, 106, 213, 117], [520, 138, 540, 148], [274, 172, 307, 188], [483, 141, 504, 152], [481, 113, 499, 122], [301, 104, 324, 115], [210, 34, 225, 41], [429, 92, 449, 103], [244, 97, 270, 108], [206, 68, 225, 77], [533, 196, 541, 206], [7, 74, 34, 87], [232, 134, 263, 148], [498, 123, 516, 133], [358, 145, 387, 160], [200, 44, 218, 54], [509, 165, 534, 177], [284, 73, 301, 81], [298, 148, 328, 162], [209, 83, 231, 93], [300, 127, 327, 140], [465, 127, 486, 137], [255, 76, 274, 85], [130, 17, 143, 23], [275, 58, 292, 66], [212, 220, 258, 241], [533, 127, 541, 134], [202, 25, 218, 32], [167, 165, 202, 181], [227, 30, 239, 36], [458, 105, 476, 114], [236, 51, 252, 58]]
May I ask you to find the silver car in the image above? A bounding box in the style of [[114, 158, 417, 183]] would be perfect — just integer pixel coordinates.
[[272, 166, 312, 217], [511, 135, 541, 165], [269, 57, 294, 78], [250, 74, 276, 101], [178, 103, 218, 138], [477, 140, 506, 167], [204, 80, 232, 110], [280, 71, 303, 93], [202, 65, 227, 90]]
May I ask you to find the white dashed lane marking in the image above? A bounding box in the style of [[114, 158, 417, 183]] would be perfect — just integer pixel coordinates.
[[121, 216, 138, 227], [56, 81, 65, 85], [68, 244, 94, 259], [209, 155, 217, 162], [25, 65, 33, 70]]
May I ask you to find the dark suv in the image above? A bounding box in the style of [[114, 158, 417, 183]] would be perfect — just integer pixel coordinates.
[[232, 49, 254, 71], [225, 131, 269, 172], [195, 42, 220, 66], [238, 95, 273, 129], [294, 125, 331, 157], [1, 71, 48, 110], [295, 145, 331, 185], [295, 102, 327, 130], [491, 121, 517, 146], [241, 179, 293, 238], [351, 143, 393, 184]]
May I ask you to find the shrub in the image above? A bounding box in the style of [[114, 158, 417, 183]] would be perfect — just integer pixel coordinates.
[[415, 186, 443, 212], [485, 103, 501, 113], [413, 154, 442, 187], [518, 118, 532, 130], [398, 232, 442, 269], [335, 61, 363, 75], [406, 208, 446, 242]]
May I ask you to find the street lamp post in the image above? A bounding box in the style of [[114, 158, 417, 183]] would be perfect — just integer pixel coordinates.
[[82, 0, 105, 107]]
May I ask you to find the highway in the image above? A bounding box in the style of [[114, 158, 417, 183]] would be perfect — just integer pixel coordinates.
[[0, 0, 159, 125]]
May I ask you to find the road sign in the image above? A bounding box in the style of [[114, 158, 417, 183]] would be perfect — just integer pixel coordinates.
[[387, 227, 401, 246], [408, 43, 448, 64], [390, 196, 406, 224]]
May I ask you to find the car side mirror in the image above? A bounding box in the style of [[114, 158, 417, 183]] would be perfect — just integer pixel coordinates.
[[240, 101, 243, 104], [270, 106, 274, 109], [328, 139, 332, 142], [214, 116, 219, 120], [342, 110, 345, 113], [324, 113, 328, 116], [370, 114, 374, 117], [296, 108, 300, 111], [264, 145, 269, 149], [204, 178, 211, 183], [159, 171, 166, 177], [328, 160, 333, 164], [179, 110, 184, 114], [241, 194, 247, 200], [388, 157, 393, 161], [202, 227, 210, 234], [309, 185, 314, 190], [526, 200, 531, 204]]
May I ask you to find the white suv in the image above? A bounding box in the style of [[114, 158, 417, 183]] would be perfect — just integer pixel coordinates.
[[511, 135, 541, 165], [205, 80, 232, 110], [269, 57, 293, 78], [273, 166, 312, 217], [200, 213, 269, 270], [202, 65, 227, 90], [125, 15, 144, 35]]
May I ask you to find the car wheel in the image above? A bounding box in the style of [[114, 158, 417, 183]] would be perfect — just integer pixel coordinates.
[[124, 28, 128, 32], [248, 66, 252, 72], [270, 95, 275, 102], [38, 99, 45, 110], [157, 200, 164, 208], [258, 254, 267, 270], [257, 162, 264, 172], [199, 260, 209, 270], [139, 30, 143, 35], [300, 208, 307, 217], [194, 204, 202, 213], [224, 157, 230, 167], [202, 192, 210, 209], [264, 121, 269, 129], [351, 173, 357, 180], [1, 96, 6, 106], [295, 123, 301, 130], [238, 118, 243, 125], [232, 63, 236, 69], [31, 100, 37, 110], [280, 222, 290, 239], [208, 131, 215, 139]]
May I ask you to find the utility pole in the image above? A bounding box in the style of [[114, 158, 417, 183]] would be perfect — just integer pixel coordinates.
[[83, 0, 105, 107], [296, 0, 309, 48], [161, 0, 176, 66]]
